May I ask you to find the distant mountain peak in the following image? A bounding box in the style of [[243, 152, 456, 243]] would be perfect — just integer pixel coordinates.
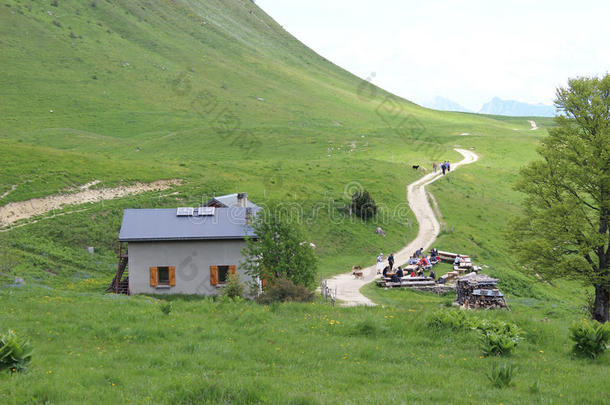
[[478, 97, 555, 117]]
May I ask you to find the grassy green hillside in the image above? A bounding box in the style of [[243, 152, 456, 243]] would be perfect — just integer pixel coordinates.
[[0, 0, 541, 279], [1, 1, 606, 403]]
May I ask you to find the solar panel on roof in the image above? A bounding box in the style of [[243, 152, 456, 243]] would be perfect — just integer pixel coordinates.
[[176, 207, 194, 216], [196, 207, 215, 216]]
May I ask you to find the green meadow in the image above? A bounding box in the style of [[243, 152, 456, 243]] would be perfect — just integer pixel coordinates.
[[0, 0, 607, 403]]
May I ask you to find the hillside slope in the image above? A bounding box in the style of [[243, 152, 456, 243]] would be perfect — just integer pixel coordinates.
[[1, 0, 557, 296]]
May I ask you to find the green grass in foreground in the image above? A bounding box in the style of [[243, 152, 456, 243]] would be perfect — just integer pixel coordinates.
[[1, 286, 607, 404]]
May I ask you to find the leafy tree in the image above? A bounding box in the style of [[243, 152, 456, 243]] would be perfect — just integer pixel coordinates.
[[242, 207, 317, 289], [509, 75, 610, 322], [351, 189, 377, 220]]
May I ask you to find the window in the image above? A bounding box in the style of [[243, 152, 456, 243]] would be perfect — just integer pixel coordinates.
[[218, 265, 230, 284], [158, 267, 170, 285], [210, 265, 236, 286], [149, 266, 176, 287]]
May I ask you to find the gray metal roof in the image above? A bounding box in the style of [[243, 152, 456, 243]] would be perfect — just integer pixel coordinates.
[[205, 193, 260, 209], [119, 207, 258, 242]]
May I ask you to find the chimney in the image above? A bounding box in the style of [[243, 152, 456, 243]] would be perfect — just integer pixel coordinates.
[[245, 207, 253, 225], [237, 192, 248, 208]]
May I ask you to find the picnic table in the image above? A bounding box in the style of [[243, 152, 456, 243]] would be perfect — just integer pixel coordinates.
[[376, 276, 435, 287]]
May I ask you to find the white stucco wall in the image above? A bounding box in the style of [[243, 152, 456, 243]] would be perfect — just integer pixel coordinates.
[[127, 240, 251, 295]]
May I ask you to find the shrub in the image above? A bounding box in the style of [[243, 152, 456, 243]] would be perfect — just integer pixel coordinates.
[[0, 330, 33, 373], [159, 302, 172, 316], [479, 330, 519, 357], [256, 278, 314, 304], [474, 320, 522, 357], [426, 309, 469, 331], [222, 273, 245, 300], [350, 189, 377, 220], [242, 207, 317, 289], [487, 362, 517, 388], [569, 320, 610, 359]]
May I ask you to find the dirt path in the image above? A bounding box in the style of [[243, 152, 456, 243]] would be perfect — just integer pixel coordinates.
[[324, 148, 479, 306], [0, 179, 181, 228], [528, 120, 538, 130]]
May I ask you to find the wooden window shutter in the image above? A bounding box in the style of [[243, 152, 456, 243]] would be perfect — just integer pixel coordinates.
[[149, 267, 158, 287], [229, 265, 236, 275], [169, 266, 176, 286], [210, 266, 218, 286]]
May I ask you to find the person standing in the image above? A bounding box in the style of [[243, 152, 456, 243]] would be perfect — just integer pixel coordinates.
[[388, 253, 395, 270], [441, 161, 446, 175], [376, 253, 384, 274], [432, 162, 437, 172], [447, 161, 451, 172]]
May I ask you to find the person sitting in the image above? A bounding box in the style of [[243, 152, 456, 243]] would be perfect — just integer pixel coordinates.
[[410, 270, 417, 277], [408, 256, 417, 265], [395, 267, 404, 278], [429, 256, 439, 265], [418, 256, 431, 269], [382, 266, 390, 277], [390, 272, 400, 283], [453, 255, 461, 265], [417, 268, 424, 277]]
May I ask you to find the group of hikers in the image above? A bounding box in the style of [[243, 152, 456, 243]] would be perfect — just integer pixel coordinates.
[[376, 248, 441, 283], [432, 161, 451, 175]]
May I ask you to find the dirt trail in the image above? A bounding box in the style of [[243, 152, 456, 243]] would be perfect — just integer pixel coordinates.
[[324, 148, 479, 306], [0, 179, 181, 227]]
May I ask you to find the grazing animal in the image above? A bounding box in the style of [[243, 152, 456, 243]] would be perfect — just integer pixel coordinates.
[[412, 165, 419, 170], [352, 265, 363, 279]]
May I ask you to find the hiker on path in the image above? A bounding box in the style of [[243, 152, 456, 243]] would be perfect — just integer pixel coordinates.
[[432, 162, 437, 172], [447, 161, 451, 172], [388, 253, 395, 270], [376, 253, 384, 274], [441, 162, 446, 175]]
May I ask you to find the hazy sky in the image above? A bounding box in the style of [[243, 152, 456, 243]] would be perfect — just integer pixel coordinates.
[[256, 0, 610, 111]]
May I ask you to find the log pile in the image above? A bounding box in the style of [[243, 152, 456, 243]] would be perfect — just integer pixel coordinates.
[[454, 272, 508, 310]]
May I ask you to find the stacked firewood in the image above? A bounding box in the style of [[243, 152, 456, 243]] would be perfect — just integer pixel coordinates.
[[455, 273, 508, 310]]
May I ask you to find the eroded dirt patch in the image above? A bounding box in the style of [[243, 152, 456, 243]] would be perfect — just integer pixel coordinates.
[[0, 179, 181, 227]]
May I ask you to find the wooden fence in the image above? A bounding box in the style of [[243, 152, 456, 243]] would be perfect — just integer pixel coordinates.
[[320, 280, 337, 306]]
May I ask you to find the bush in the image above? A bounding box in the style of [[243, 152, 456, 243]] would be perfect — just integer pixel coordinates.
[[569, 320, 610, 359], [0, 330, 33, 373], [242, 207, 317, 289], [159, 302, 172, 316], [256, 278, 314, 304], [474, 320, 522, 357], [487, 362, 517, 388], [426, 310, 469, 331], [350, 189, 377, 220], [222, 273, 245, 300]]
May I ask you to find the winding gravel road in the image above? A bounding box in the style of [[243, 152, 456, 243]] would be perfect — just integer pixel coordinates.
[[324, 148, 479, 306]]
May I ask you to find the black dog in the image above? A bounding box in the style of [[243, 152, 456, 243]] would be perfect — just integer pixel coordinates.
[[412, 165, 419, 170]]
